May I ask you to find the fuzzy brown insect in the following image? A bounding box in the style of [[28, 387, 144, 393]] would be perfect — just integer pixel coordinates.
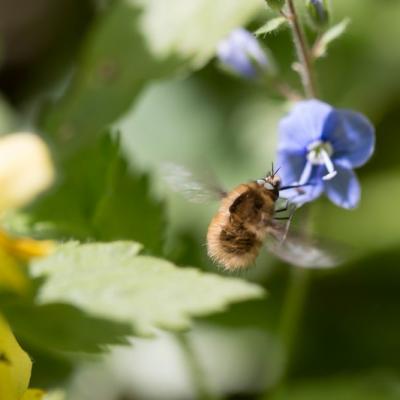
[[207, 172, 286, 270], [163, 163, 344, 270]]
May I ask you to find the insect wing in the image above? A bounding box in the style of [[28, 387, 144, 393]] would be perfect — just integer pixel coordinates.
[[266, 229, 348, 269], [161, 162, 226, 203]]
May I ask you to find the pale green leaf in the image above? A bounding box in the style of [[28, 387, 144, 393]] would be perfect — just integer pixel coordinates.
[[255, 17, 287, 36], [313, 18, 351, 58], [31, 242, 265, 335], [313, 18, 350, 58], [134, 0, 262, 67], [42, 0, 262, 154]]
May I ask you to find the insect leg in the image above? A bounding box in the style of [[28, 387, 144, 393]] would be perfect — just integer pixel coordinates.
[[270, 204, 296, 243], [274, 198, 289, 214]]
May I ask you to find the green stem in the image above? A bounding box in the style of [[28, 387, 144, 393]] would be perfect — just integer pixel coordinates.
[[176, 332, 219, 400], [285, 0, 317, 98], [263, 269, 309, 400], [279, 268, 309, 374]]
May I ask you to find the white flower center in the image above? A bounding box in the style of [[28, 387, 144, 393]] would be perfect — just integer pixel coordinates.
[[295, 140, 337, 186], [305, 140, 337, 181]]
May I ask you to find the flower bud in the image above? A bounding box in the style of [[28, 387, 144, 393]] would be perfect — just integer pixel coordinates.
[[306, 0, 330, 29], [0, 133, 54, 213], [217, 28, 269, 79], [264, 0, 285, 11]]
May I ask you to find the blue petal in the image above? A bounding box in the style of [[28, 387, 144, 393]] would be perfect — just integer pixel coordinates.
[[278, 99, 334, 152], [323, 165, 361, 209], [324, 109, 375, 168], [217, 29, 268, 78], [276, 150, 306, 186], [283, 180, 324, 206], [277, 150, 324, 204]]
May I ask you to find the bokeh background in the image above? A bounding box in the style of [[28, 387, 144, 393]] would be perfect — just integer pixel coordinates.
[[1, 0, 400, 399]]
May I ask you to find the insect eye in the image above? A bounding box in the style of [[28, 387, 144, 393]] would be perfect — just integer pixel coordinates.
[[264, 182, 274, 190]]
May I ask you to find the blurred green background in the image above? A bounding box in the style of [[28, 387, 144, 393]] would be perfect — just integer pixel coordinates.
[[1, 0, 400, 399]]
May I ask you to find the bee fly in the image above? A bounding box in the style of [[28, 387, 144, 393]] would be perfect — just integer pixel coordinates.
[[207, 166, 303, 270], [163, 163, 344, 270]]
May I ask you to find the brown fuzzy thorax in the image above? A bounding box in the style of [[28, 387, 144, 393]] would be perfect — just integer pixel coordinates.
[[207, 182, 276, 270]]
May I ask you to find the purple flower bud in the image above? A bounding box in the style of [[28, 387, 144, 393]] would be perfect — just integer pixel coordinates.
[[217, 28, 269, 79], [306, 0, 330, 29], [277, 99, 375, 209]]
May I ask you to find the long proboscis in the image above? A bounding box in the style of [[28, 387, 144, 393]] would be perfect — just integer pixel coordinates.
[[279, 182, 314, 191]]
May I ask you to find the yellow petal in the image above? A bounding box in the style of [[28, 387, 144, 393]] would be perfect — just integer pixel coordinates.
[[0, 229, 55, 262], [0, 316, 32, 400], [0, 246, 28, 294], [21, 389, 45, 400], [0, 133, 54, 213]]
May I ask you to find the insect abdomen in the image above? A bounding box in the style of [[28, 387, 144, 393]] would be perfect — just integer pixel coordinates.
[[207, 183, 274, 270], [220, 227, 259, 255], [207, 221, 263, 270]]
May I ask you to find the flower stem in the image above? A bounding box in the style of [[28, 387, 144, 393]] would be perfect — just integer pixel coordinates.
[[284, 0, 317, 98], [279, 268, 309, 375], [263, 268, 309, 400]]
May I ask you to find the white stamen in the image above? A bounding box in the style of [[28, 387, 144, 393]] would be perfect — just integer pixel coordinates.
[[320, 149, 337, 180], [298, 161, 313, 185], [306, 140, 337, 182]]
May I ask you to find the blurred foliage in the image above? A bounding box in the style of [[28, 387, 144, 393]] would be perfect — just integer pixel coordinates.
[[31, 242, 264, 336], [276, 372, 400, 400], [1, 296, 132, 354], [0, 0, 399, 398], [29, 134, 165, 254]]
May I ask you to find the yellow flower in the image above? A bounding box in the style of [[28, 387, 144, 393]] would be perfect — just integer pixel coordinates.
[[0, 316, 32, 400], [0, 133, 54, 214], [0, 133, 55, 293], [0, 132, 55, 399]]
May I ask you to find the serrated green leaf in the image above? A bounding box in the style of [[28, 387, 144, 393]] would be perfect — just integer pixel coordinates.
[[135, 0, 262, 67], [28, 135, 165, 254], [313, 18, 350, 58], [255, 17, 287, 36], [31, 242, 265, 336], [1, 300, 132, 355], [41, 0, 261, 156]]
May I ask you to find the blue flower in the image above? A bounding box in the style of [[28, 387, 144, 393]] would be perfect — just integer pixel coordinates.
[[277, 99, 375, 209], [217, 28, 268, 79]]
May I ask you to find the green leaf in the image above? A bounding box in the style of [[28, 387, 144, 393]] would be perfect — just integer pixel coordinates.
[[31, 242, 265, 336], [1, 300, 132, 354], [28, 134, 165, 254], [41, 0, 261, 156], [135, 0, 262, 66], [313, 18, 351, 58], [255, 17, 288, 36]]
